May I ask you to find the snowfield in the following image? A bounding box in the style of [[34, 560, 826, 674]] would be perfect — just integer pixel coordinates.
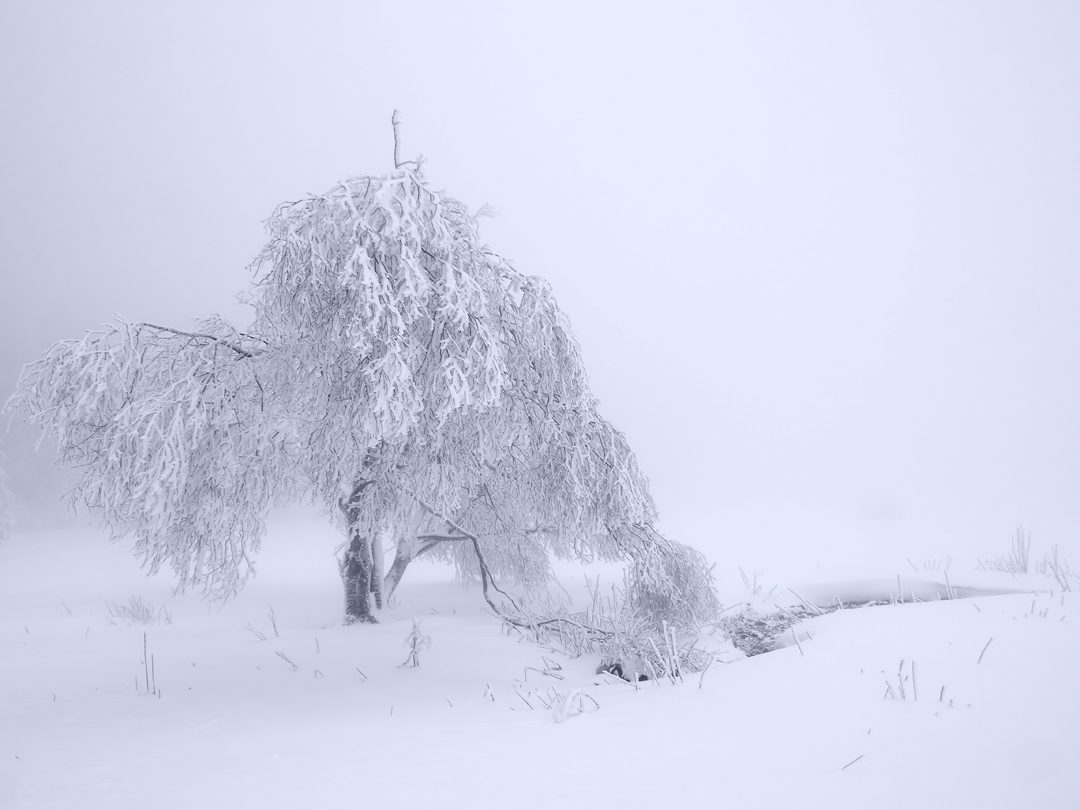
[[2, 517, 1077, 809]]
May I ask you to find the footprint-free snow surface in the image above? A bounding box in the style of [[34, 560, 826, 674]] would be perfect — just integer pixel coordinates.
[[2, 518, 1077, 809]]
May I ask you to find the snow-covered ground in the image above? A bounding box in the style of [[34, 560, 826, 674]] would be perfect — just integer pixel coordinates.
[[2, 516, 1077, 809]]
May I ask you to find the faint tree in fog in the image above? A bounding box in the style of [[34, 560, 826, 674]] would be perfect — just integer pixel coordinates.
[[0, 449, 13, 539]]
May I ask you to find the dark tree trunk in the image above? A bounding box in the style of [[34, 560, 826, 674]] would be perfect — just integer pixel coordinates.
[[339, 480, 377, 624], [342, 532, 375, 623]]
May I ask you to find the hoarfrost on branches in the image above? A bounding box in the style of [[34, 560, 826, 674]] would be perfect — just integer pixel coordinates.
[[7, 163, 715, 630], [11, 318, 296, 596]]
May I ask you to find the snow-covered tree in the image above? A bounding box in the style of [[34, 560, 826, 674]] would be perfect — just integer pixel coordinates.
[[7, 164, 714, 627]]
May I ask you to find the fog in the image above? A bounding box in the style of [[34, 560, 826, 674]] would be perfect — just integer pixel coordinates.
[[2, 2, 1078, 572]]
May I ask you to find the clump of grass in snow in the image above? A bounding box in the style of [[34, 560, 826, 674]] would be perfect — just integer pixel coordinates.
[[1035, 545, 1074, 592], [976, 527, 1076, 591], [976, 526, 1032, 574], [550, 689, 599, 723], [739, 567, 763, 595], [882, 659, 916, 700], [907, 557, 952, 572], [105, 596, 172, 626]]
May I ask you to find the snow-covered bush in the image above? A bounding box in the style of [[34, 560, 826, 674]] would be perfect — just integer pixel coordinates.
[[503, 540, 718, 681], [718, 607, 816, 657]]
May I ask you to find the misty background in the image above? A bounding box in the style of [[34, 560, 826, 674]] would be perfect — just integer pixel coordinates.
[[1, 2, 1077, 576]]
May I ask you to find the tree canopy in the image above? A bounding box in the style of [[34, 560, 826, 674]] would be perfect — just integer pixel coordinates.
[[9, 164, 714, 630]]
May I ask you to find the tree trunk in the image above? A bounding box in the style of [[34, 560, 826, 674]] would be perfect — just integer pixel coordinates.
[[382, 502, 428, 601], [339, 480, 376, 624], [383, 544, 415, 600], [370, 529, 385, 610], [342, 532, 375, 623]]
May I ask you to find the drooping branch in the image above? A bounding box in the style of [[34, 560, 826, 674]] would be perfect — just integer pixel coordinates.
[[407, 491, 520, 613], [137, 322, 256, 359]]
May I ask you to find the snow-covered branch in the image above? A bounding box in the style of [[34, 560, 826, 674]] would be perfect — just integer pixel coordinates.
[[7, 318, 298, 597], [136, 322, 259, 358]]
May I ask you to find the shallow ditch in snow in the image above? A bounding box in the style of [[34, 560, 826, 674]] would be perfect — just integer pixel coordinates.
[[723, 577, 1027, 657]]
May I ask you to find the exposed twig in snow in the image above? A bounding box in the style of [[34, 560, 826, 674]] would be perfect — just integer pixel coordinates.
[[841, 755, 864, 770], [276, 651, 298, 671], [698, 656, 714, 689]]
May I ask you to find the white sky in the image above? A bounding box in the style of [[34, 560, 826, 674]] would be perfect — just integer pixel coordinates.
[[2, 2, 1078, 570]]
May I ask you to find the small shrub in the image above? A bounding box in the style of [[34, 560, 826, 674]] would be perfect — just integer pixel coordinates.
[[400, 620, 431, 668], [717, 606, 817, 657], [503, 574, 714, 683]]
